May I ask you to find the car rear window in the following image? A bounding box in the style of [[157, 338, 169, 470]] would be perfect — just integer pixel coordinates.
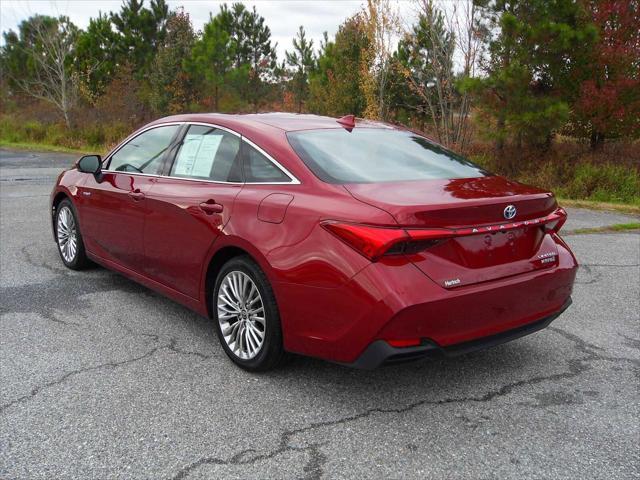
[[287, 128, 489, 183]]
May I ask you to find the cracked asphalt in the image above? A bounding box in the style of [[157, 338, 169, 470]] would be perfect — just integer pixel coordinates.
[[1, 148, 639, 479]]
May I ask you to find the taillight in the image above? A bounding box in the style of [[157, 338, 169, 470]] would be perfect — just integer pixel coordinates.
[[322, 207, 567, 262], [542, 207, 567, 233], [321, 222, 449, 261]]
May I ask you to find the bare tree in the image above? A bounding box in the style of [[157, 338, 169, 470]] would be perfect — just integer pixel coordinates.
[[442, 0, 482, 149], [13, 17, 79, 127], [360, 0, 401, 120], [401, 0, 481, 150]]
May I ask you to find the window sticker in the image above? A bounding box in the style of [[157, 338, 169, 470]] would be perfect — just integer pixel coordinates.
[[174, 133, 223, 178]]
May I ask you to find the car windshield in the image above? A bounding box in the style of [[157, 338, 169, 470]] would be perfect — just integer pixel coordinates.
[[287, 128, 490, 184]]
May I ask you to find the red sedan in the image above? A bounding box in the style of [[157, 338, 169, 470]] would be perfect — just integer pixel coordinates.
[[50, 113, 577, 370]]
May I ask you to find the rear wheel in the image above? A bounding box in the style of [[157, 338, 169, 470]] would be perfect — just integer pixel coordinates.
[[55, 199, 90, 270], [213, 256, 287, 371]]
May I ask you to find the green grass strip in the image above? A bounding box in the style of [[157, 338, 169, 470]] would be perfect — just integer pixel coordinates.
[[0, 141, 92, 154], [558, 198, 640, 215], [565, 222, 640, 235]]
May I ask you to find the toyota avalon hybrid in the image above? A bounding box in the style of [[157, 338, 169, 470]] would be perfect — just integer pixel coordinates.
[[50, 113, 578, 370]]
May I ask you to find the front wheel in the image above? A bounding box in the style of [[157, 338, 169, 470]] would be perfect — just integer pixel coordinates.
[[213, 256, 287, 371], [55, 198, 90, 270]]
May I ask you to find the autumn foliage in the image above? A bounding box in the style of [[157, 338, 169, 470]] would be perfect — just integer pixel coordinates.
[[0, 0, 638, 203], [574, 0, 640, 148]]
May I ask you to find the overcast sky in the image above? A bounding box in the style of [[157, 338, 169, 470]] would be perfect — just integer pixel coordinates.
[[0, 1, 421, 59]]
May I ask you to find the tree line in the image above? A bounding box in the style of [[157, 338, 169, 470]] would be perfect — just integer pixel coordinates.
[[1, 0, 638, 153]]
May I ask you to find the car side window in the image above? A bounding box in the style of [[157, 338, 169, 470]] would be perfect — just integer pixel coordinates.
[[108, 125, 180, 174], [170, 125, 242, 182], [243, 142, 291, 183]]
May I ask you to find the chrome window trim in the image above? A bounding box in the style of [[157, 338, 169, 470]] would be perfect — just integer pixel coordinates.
[[241, 136, 301, 185], [103, 122, 184, 171], [96, 170, 245, 185], [102, 121, 301, 185]]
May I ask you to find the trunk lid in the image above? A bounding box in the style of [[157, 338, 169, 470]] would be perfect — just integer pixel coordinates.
[[344, 176, 561, 288]]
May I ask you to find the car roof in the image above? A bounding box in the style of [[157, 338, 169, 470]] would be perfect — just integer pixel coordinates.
[[151, 112, 396, 133], [239, 113, 394, 131]]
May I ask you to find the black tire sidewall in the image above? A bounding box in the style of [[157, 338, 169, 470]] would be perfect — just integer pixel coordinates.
[[212, 256, 284, 371], [55, 199, 88, 270]]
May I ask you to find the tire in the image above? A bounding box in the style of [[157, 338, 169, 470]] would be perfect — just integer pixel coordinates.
[[55, 198, 90, 270], [212, 255, 287, 371]]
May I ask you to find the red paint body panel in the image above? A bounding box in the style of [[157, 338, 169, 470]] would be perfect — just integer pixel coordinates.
[[276, 238, 576, 362], [344, 178, 562, 287], [51, 113, 578, 366], [344, 177, 556, 227], [78, 172, 156, 269], [143, 177, 241, 298]]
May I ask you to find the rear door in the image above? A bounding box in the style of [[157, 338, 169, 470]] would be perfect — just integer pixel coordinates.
[[142, 124, 243, 298], [79, 124, 181, 270]]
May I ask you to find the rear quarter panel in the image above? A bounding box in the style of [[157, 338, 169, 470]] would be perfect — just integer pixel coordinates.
[[221, 183, 396, 355]]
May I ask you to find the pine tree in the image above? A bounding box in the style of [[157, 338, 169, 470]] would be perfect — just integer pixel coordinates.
[[111, 0, 170, 77], [187, 11, 235, 111], [285, 26, 316, 112], [75, 13, 119, 98], [473, 0, 597, 152], [241, 6, 277, 111], [149, 9, 196, 114], [201, 3, 276, 111], [308, 15, 369, 116]]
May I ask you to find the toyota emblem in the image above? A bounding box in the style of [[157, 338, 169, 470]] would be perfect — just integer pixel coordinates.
[[504, 205, 517, 220]]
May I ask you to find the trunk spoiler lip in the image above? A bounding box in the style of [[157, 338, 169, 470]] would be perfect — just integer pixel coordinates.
[[342, 181, 557, 225], [342, 177, 554, 210], [396, 192, 555, 211], [321, 207, 567, 240], [406, 206, 567, 237], [342, 193, 557, 213]]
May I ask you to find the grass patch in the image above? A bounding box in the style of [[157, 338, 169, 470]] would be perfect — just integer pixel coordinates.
[[609, 222, 640, 231], [471, 152, 640, 207], [565, 222, 640, 235], [558, 199, 640, 215], [0, 140, 91, 154], [0, 115, 124, 153], [552, 163, 640, 206]]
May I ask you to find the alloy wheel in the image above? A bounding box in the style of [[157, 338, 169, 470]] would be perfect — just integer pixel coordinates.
[[217, 271, 266, 359], [57, 206, 77, 263]]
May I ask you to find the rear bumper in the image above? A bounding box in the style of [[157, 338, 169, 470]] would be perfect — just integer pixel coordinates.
[[277, 235, 577, 364], [346, 297, 572, 369]]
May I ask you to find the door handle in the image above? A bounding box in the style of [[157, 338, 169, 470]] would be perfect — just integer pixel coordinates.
[[128, 190, 145, 201], [199, 200, 224, 214]]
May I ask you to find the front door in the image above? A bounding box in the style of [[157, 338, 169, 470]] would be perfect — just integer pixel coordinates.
[[78, 124, 181, 270], [143, 124, 243, 298]]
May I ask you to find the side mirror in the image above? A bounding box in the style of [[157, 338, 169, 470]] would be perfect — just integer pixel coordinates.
[[77, 155, 103, 182]]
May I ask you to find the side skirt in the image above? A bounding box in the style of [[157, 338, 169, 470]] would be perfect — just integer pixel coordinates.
[[87, 251, 208, 318]]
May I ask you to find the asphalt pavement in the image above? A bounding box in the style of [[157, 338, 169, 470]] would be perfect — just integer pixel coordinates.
[[1, 148, 639, 479]]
